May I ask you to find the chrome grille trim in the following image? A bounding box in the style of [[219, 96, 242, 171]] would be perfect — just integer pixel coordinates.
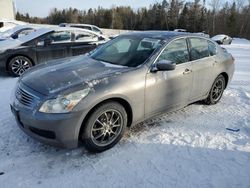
[[16, 86, 36, 108]]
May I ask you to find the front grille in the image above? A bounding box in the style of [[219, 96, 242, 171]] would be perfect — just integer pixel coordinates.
[[16, 87, 35, 108]]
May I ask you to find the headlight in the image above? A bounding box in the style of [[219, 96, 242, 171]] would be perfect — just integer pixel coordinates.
[[39, 88, 90, 113]]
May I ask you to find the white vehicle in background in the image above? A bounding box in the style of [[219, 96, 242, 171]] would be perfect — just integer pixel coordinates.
[[212, 34, 233, 45], [174, 29, 209, 38], [196, 32, 210, 38], [0, 25, 36, 41], [0, 20, 27, 33], [174, 29, 187, 32], [59, 23, 103, 34]]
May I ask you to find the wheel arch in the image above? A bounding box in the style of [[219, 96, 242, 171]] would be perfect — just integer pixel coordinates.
[[220, 72, 229, 88], [78, 97, 133, 141]]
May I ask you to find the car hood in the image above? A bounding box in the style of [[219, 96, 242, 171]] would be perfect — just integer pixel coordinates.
[[21, 55, 130, 96]]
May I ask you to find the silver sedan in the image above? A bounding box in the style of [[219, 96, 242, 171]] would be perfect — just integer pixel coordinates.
[[11, 31, 235, 152]]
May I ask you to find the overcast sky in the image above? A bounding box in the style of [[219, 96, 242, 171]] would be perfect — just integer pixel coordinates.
[[15, 0, 164, 17]]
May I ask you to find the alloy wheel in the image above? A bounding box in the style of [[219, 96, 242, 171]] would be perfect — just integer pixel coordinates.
[[211, 78, 224, 102], [91, 110, 123, 147], [11, 58, 31, 76]]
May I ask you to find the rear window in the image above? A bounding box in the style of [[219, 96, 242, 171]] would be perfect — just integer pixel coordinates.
[[189, 38, 209, 60]]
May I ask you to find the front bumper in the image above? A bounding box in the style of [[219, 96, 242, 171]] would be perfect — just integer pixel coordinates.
[[10, 101, 86, 149]]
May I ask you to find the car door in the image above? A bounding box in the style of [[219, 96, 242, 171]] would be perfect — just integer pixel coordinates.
[[145, 38, 193, 117], [188, 37, 217, 101], [35, 31, 72, 63], [69, 30, 98, 56]]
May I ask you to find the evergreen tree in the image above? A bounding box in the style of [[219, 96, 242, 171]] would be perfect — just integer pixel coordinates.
[[14, 0, 250, 39]]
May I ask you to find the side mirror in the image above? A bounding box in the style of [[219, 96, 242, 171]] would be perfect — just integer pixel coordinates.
[[152, 60, 176, 72], [12, 34, 18, 39]]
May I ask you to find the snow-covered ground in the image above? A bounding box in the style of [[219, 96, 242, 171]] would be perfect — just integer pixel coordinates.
[[0, 38, 250, 188]]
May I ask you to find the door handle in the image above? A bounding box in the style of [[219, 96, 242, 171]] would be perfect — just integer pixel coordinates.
[[183, 69, 192, 75]]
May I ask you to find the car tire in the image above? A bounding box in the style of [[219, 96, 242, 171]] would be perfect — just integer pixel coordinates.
[[204, 75, 226, 105], [8, 56, 33, 77], [82, 102, 127, 153]]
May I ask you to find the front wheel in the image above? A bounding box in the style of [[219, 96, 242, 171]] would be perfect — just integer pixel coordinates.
[[204, 75, 226, 105], [8, 56, 33, 77], [82, 102, 127, 152]]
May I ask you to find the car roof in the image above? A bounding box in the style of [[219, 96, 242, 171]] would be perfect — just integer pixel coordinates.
[[60, 23, 100, 28], [51, 27, 103, 36], [18, 26, 106, 43], [121, 31, 205, 40]]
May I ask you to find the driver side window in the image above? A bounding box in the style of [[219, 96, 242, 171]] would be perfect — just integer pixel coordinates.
[[158, 38, 189, 64], [37, 31, 71, 46]]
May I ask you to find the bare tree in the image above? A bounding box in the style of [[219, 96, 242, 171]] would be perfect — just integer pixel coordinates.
[[240, 0, 250, 35], [209, 0, 223, 34], [236, 0, 246, 12]]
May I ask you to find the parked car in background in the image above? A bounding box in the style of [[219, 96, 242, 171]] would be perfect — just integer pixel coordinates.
[[174, 29, 209, 38], [0, 27, 109, 76], [59, 23, 103, 34], [212, 34, 233, 45], [0, 19, 26, 33], [174, 29, 187, 32], [0, 25, 36, 41], [195, 32, 210, 38], [11, 31, 235, 152]]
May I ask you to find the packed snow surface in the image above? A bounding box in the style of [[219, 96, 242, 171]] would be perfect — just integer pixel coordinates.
[[0, 38, 250, 188]]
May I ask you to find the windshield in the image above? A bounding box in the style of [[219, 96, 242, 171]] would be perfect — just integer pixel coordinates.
[[18, 28, 52, 43], [90, 36, 162, 67]]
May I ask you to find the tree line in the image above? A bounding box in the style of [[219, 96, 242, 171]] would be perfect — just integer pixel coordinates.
[[16, 0, 250, 39]]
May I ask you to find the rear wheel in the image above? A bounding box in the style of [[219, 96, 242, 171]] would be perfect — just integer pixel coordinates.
[[204, 75, 225, 105], [8, 56, 33, 77], [82, 102, 127, 152]]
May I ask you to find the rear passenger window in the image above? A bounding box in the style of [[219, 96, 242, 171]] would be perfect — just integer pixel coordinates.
[[74, 31, 98, 42], [157, 38, 189, 64], [208, 41, 217, 56], [50, 31, 71, 43], [189, 38, 209, 60]]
